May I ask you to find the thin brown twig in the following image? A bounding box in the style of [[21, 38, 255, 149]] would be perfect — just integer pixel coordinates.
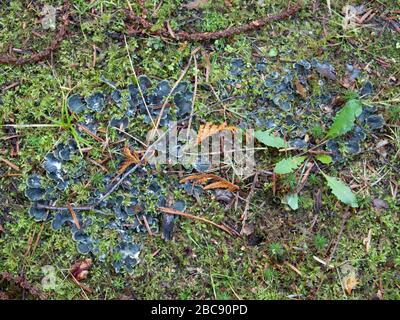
[[142, 215, 153, 236], [31, 223, 45, 256], [77, 124, 105, 143], [0, 156, 20, 171], [296, 162, 315, 193]]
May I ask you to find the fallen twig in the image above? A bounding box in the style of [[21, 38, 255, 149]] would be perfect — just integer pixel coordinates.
[[325, 210, 351, 268], [125, 3, 302, 41], [0, 272, 47, 300], [296, 162, 315, 193], [0, 1, 70, 65], [142, 214, 153, 236]]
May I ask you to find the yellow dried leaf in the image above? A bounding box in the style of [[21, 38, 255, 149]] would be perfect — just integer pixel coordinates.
[[196, 122, 236, 144]]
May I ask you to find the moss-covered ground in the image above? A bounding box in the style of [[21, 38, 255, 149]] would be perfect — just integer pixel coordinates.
[[0, 0, 399, 299]]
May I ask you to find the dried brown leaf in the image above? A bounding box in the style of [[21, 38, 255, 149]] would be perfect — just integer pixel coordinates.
[[180, 173, 214, 184], [118, 146, 142, 174], [196, 122, 236, 144], [343, 275, 359, 295]]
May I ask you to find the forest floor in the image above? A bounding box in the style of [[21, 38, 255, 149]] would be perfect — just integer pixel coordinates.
[[0, 0, 399, 300]]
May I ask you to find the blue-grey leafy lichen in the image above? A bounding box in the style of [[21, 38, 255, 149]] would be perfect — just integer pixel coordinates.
[[24, 62, 384, 273]]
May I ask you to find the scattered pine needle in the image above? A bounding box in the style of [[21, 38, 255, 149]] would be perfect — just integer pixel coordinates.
[[159, 207, 238, 237], [77, 124, 105, 143], [142, 214, 153, 236], [285, 261, 303, 277], [180, 173, 239, 192], [67, 203, 81, 229], [0, 156, 20, 171]]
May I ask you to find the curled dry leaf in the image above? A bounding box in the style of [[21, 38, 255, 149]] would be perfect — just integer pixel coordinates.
[[341, 263, 358, 295], [180, 173, 239, 192], [343, 275, 359, 295], [70, 258, 92, 281], [196, 122, 237, 145]]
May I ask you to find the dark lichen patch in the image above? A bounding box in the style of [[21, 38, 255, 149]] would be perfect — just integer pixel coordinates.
[[68, 94, 87, 113]]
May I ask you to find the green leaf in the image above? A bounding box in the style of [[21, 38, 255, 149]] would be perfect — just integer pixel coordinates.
[[324, 175, 358, 208], [316, 154, 333, 164], [327, 99, 362, 138], [284, 193, 299, 210], [254, 130, 287, 148], [274, 156, 306, 174], [268, 48, 278, 57]]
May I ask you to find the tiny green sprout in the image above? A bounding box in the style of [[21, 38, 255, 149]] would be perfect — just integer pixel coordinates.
[[269, 242, 285, 258], [311, 124, 325, 139], [263, 268, 276, 283], [314, 234, 328, 252], [51, 95, 91, 156]]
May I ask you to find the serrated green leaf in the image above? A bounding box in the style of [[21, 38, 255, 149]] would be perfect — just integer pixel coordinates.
[[327, 99, 362, 138], [316, 154, 333, 164], [284, 193, 299, 210], [274, 156, 306, 174], [254, 130, 287, 148], [325, 175, 358, 208]]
